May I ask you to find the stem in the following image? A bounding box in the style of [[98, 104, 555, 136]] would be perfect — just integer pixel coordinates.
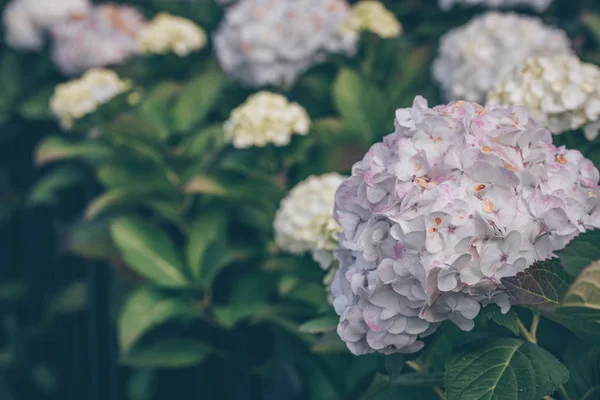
[[559, 384, 571, 400], [517, 318, 536, 344], [405, 360, 447, 400], [529, 314, 540, 343]]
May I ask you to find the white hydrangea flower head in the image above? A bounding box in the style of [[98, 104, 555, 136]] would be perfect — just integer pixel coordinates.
[[224, 91, 310, 148], [2, 0, 90, 50], [488, 55, 600, 141], [332, 96, 600, 355], [138, 13, 207, 57], [214, 0, 358, 88], [340, 1, 402, 39], [438, 0, 552, 12], [275, 173, 346, 269], [50, 4, 147, 76], [432, 12, 571, 103], [50, 68, 130, 129]]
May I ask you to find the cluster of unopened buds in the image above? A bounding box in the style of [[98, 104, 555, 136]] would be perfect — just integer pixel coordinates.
[[331, 96, 600, 355]]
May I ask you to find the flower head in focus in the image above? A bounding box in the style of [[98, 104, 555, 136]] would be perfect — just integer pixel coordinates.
[[50, 68, 130, 129], [138, 13, 207, 57], [2, 0, 90, 50], [275, 173, 346, 269], [50, 4, 146, 76], [340, 1, 402, 38], [438, 0, 552, 12], [432, 12, 571, 103], [213, 0, 357, 88], [224, 91, 310, 148], [332, 96, 600, 355], [488, 55, 600, 141]]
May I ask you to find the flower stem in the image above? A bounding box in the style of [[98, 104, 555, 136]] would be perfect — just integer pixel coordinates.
[[405, 360, 447, 400], [517, 315, 538, 344], [559, 384, 571, 400]]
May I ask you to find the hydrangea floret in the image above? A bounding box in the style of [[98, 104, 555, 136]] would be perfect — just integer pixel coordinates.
[[138, 13, 207, 57], [213, 0, 357, 87], [275, 173, 346, 269], [50, 68, 130, 129], [438, 0, 552, 12], [340, 1, 402, 39], [50, 4, 146, 76], [432, 12, 571, 103], [2, 0, 90, 50], [488, 55, 600, 141], [224, 91, 310, 149], [332, 96, 600, 355]]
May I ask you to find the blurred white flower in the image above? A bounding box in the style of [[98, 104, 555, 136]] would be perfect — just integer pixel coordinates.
[[2, 0, 90, 50], [433, 12, 571, 103], [488, 55, 600, 140], [224, 91, 310, 148], [50, 4, 146, 76], [50, 69, 130, 129], [214, 0, 357, 88], [275, 173, 346, 269], [341, 1, 402, 38], [438, 0, 552, 12], [332, 96, 600, 355], [138, 13, 207, 57]]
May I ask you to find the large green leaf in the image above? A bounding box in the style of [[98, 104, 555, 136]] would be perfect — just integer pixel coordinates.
[[559, 260, 600, 319], [558, 230, 600, 277], [66, 217, 119, 260], [172, 70, 226, 132], [501, 260, 572, 313], [35, 136, 113, 166], [138, 81, 183, 139], [298, 314, 338, 334], [27, 165, 84, 206], [185, 207, 228, 282], [332, 68, 388, 140], [118, 286, 200, 353], [562, 339, 600, 400], [96, 161, 174, 193], [122, 339, 214, 368], [110, 217, 189, 288], [445, 338, 569, 400]]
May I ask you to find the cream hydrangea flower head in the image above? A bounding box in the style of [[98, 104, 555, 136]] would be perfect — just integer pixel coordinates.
[[438, 0, 552, 12], [50, 4, 146, 76], [50, 69, 130, 129], [138, 13, 207, 57], [340, 1, 402, 38], [432, 12, 571, 103], [214, 0, 357, 88], [224, 92, 310, 148], [275, 173, 346, 269], [332, 96, 600, 355], [488, 55, 600, 141], [2, 0, 90, 50]]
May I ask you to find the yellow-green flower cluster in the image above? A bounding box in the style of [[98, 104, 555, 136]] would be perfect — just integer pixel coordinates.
[[138, 13, 207, 57], [50, 69, 130, 129], [341, 1, 402, 38]]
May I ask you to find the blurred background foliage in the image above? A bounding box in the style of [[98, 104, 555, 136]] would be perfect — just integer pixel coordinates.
[[1, 0, 600, 399]]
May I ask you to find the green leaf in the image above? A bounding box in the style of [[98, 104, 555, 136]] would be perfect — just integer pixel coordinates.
[[559, 260, 600, 319], [312, 331, 348, 354], [177, 124, 227, 157], [501, 260, 573, 313], [118, 286, 200, 353], [389, 373, 445, 388], [477, 306, 520, 336], [298, 314, 338, 334], [332, 68, 388, 140], [445, 338, 569, 400], [365, 374, 440, 400], [583, 13, 600, 43], [122, 339, 213, 368], [558, 230, 600, 277], [18, 85, 54, 120], [96, 161, 173, 193], [110, 217, 189, 288], [562, 339, 600, 400], [138, 81, 183, 139], [84, 190, 139, 220], [66, 217, 119, 260], [173, 71, 226, 132], [185, 207, 228, 282], [213, 273, 272, 329], [35, 136, 113, 166], [27, 166, 84, 206]]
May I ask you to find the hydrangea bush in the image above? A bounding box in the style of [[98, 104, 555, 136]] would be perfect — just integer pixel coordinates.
[[2, 0, 600, 399]]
